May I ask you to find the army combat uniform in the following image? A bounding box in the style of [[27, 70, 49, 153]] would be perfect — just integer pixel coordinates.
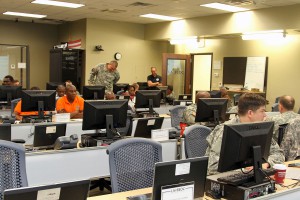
[[183, 104, 197, 126], [205, 115, 285, 175], [88, 63, 120, 92]]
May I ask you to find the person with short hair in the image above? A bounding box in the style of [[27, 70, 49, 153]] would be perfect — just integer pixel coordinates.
[[132, 83, 139, 92], [56, 85, 84, 119], [2, 75, 14, 86], [56, 85, 66, 98], [147, 67, 162, 87], [205, 93, 285, 175], [13, 79, 20, 86], [183, 91, 211, 126], [88, 60, 120, 92], [105, 91, 116, 100]]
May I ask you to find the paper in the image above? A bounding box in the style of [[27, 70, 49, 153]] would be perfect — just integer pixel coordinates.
[[183, 96, 187, 100], [161, 183, 194, 200], [37, 188, 61, 200], [147, 119, 155, 126], [286, 168, 300, 180], [213, 61, 221, 70], [180, 102, 186, 106], [151, 129, 169, 141], [119, 96, 124, 99], [175, 162, 190, 176], [46, 126, 56, 134], [18, 62, 26, 69]]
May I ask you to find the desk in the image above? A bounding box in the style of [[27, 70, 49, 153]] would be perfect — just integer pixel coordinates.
[[26, 139, 177, 186]]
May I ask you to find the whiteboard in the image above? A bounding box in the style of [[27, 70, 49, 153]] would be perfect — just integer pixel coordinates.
[[244, 57, 267, 92]]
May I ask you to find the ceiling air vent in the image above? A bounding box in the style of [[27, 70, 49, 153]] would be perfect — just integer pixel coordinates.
[[127, 2, 155, 7], [101, 9, 126, 13], [225, 0, 256, 6]]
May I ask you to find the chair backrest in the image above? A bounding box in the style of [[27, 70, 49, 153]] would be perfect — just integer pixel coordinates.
[[107, 138, 162, 193], [233, 94, 241, 106], [10, 98, 21, 118], [184, 125, 211, 158], [169, 105, 186, 128], [272, 103, 279, 112], [116, 115, 133, 136], [0, 140, 28, 200], [278, 123, 289, 146], [275, 96, 280, 103]]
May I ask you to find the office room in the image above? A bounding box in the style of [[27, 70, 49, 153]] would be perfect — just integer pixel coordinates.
[[1, 1, 300, 200]]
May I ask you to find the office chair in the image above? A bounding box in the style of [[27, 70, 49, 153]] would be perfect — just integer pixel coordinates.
[[0, 140, 28, 200], [272, 103, 279, 112], [10, 98, 21, 118], [184, 125, 211, 158], [233, 94, 241, 106], [278, 123, 288, 146], [275, 96, 280, 103], [116, 115, 133, 136], [107, 138, 162, 193], [169, 105, 186, 129]]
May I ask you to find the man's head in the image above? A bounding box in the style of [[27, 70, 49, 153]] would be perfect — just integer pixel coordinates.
[[278, 95, 295, 113], [2, 75, 14, 86], [65, 85, 77, 101], [128, 85, 135, 96], [105, 91, 116, 100], [65, 80, 72, 86], [219, 87, 228, 97], [13, 80, 20, 86], [238, 93, 267, 122], [107, 61, 118, 72], [195, 91, 211, 103], [30, 86, 40, 90], [151, 67, 157, 77], [167, 85, 173, 95], [56, 85, 66, 97], [132, 83, 139, 91]]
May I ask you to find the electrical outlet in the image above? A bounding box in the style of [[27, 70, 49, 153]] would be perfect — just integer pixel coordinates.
[[218, 82, 222, 87]]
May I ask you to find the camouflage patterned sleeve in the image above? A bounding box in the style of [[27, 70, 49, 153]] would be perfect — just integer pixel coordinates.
[[280, 122, 298, 161], [268, 139, 285, 166], [183, 105, 196, 126], [88, 67, 99, 85]]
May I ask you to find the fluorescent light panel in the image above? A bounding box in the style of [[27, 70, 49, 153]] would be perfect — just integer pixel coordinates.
[[242, 30, 285, 40], [3, 11, 46, 18], [170, 36, 197, 45], [31, 0, 84, 8], [201, 3, 249, 12], [140, 14, 181, 21]]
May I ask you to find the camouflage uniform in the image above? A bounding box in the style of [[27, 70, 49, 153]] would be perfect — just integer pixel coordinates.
[[266, 111, 300, 142], [205, 115, 285, 175], [280, 117, 300, 161], [88, 63, 120, 92], [183, 103, 197, 125]]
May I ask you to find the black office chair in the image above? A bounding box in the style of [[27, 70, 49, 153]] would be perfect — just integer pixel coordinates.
[[233, 94, 241, 106], [272, 103, 279, 112], [278, 123, 288, 146]]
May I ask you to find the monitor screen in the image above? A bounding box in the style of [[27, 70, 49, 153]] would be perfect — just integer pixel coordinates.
[[113, 83, 129, 94], [152, 157, 208, 200], [82, 85, 105, 100], [137, 82, 148, 90], [0, 123, 11, 141], [116, 95, 130, 100], [135, 90, 161, 115], [0, 85, 22, 104], [173, 100, 192, 106], [46, 82, 64, 90], [195, 98, 228, 124], [208, 90, 221, 98], [21, 90, 56, 118], [33, 123, 67, 149], [133, 117, 164, 138], [218, 121, 274, 184], [178, 94, 192, 101], [82, 100, 128, 138]]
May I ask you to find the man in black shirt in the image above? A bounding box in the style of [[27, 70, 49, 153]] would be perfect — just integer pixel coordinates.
[[147, 67, 162, 87]]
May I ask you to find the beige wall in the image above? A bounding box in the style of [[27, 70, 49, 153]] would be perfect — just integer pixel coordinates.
[[0, 20, 58, 89]]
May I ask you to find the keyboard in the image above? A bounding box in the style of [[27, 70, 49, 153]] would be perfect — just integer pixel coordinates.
[[217, 168, 276, 186]]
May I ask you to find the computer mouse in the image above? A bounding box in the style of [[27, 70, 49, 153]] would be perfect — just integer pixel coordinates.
[[206, 190, 222, 199]]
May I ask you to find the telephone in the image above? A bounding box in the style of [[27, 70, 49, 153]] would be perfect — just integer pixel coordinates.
[[54, 134, 78, 150]]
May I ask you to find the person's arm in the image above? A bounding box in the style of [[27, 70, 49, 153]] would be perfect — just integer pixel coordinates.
[[182, 105, 196, 125], [147, 80, 159, 87], [268, 139, 285, 166], [88, 67, 99, 85], [70, 97, 84, 119], [114, 71, 120, 84], [14, 101, 22, 121]]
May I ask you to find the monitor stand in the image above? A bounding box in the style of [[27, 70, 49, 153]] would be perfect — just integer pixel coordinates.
[[213, 110, 220, 125], [252, 145, 264, 184], [38, 101, 45, 119], [93, 92, 98, 100], [106, 115, 121, 139]]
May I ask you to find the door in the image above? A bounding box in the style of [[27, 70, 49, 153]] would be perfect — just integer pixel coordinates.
[[162, 53, 191, 98]]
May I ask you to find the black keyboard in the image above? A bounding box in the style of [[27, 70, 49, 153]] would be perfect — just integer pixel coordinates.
[[217, 168, 276, 186]]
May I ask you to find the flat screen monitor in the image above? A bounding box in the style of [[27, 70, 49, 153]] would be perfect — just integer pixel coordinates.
[[195, 98, 228, 125], [0, 123, 11, 141], [173, 100, 192, 106], [113, 83, 129, 94], [157, 86, 168, 103], [82, 85, 105, 100], [137, 82, 148, 90], [33, 123, 67, 149], [135, 90, 161, 115], [152, 157, 208, 200], [133, 117, 164, 138], [46, 82, 64, 90], [0, 85, 22, 104], [3, 179, 90, 200], [82, 100, 128, 139], [218, 121, 274, 185], [21, 90, 56, 119], [209, 90, 222, 98], [178, 94, 192, 101], [116, 95, 130, 100]]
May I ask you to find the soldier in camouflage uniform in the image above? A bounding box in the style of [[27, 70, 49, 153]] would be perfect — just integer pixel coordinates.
[[205, 93, 285, 175], [183, 91, 211, 125], [280, 117, 300, 161], [266, 95, 299, 142], [88, 60, 120, 92]]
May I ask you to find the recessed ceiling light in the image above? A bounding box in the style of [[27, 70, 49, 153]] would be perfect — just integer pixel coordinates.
[[31, 0, 84, 8], [3, 11, 46, 18], [140, 14, 181, 21], [201, 3, 249, 12]]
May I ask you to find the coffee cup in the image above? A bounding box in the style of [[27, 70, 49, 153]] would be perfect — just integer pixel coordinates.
[[273, 164, 287, 184]]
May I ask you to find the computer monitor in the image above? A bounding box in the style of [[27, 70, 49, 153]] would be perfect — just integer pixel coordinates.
[[0, 123, 11, 141], [21, 90, 56, 119], [218, 121, 274, 185], [46, 82, 64, 90], [115, 95, 130, 100], [3, 179, 90, 200], [82, 85, 105, 100], [137, 82, 148, 90], [178, 94, 192, 101], [209, 90, 222, 98], [113, 83, 129, 94], [82, 100, 128, 139], [133, 117, 164, 138], [173, 100, 193, 106], [135, 90, 161, 115], [152, 157, 208, 200], [195, 98, 228, 125], [157, 86, 168, 103], [0, 85, 22, 105], [33, 123, 67, 149]]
